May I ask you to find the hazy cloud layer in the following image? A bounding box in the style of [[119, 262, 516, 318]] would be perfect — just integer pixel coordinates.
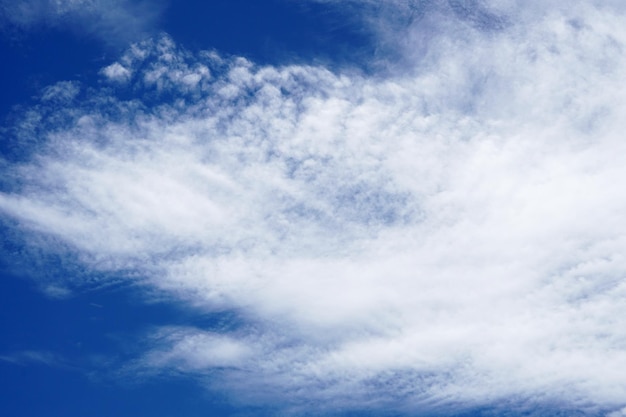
[[2, 1, 626, 414]]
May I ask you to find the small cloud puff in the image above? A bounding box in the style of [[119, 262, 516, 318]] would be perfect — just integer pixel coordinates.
[[144, 328, 253, 370], [42, 284, 72, 299], [101, 62, 132, 83]]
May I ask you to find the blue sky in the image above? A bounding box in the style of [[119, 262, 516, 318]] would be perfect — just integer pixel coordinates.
[[2, 1, 626, 416]]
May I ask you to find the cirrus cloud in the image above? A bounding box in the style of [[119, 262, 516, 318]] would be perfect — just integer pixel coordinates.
[[0, 0, 165, 45], [2, 1, 626, 415]]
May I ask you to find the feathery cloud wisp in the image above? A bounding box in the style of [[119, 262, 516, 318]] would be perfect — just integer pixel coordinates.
[[0, 0, 164, 45]]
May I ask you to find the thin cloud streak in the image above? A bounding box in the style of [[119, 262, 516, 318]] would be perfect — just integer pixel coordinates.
[[0, 0, 165, 45], [1, 1, 626, 414], [0, 350, 71, 369]]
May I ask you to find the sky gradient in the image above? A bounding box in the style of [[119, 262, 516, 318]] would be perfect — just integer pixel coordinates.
[[2, 1, 626, 416]]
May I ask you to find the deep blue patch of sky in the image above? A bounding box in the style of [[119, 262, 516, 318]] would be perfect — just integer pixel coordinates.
[[0, 29, 106, 120], [162, 0, 375, 66], [0, 257, 249, 416]]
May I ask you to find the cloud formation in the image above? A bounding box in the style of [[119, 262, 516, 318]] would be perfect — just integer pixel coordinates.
[[2, 1, 626, 414]]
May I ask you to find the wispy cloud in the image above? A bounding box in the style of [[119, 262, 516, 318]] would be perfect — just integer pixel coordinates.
[[0, 0, 166, 45], [1, 1, 626, 414], [0, 350, 69, 368]]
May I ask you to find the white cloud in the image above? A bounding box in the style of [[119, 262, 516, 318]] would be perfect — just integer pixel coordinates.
[[2, 1, 626, 415], [143, 327, 253, 370], [101, 62, 131, 83]]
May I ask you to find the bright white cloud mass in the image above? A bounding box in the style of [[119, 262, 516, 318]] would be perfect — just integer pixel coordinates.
[[2, 0, 626, 414]]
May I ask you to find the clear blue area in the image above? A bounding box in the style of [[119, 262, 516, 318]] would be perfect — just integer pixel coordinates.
[[161, 0, 374, 66], [0, 258, 249, 416]]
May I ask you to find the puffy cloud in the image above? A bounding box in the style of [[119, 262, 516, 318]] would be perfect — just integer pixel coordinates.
[[101, 62, 132, 83], [2, 1, 626, 414]]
